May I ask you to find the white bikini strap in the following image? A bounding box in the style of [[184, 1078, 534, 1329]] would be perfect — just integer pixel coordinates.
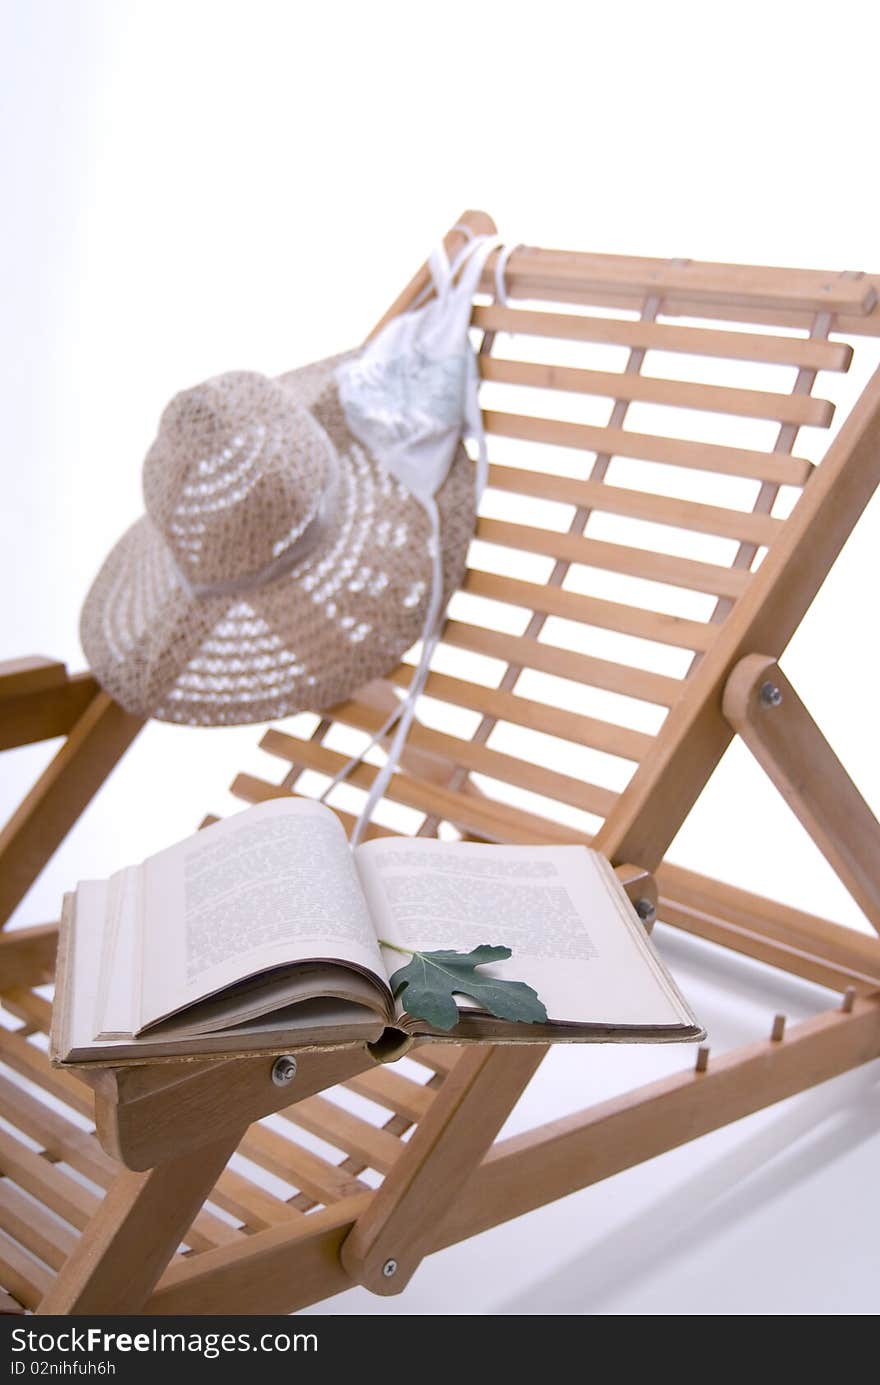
[[324, 233, 512, 844], [427, 242, 453, 301], [493, 241, 519, 307], [346, 496, 443, 845]]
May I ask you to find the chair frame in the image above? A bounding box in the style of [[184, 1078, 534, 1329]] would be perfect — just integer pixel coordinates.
[[2, 211, 879, 1314]]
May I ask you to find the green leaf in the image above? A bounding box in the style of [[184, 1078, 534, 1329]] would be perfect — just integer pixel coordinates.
[[387, 944, 548, 1032]]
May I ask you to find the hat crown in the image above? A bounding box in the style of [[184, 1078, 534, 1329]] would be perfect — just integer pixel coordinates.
[[143, 371, 331, 588]]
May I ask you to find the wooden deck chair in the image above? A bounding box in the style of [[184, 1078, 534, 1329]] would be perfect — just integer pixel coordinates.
[[2, 210, 880, 1316]]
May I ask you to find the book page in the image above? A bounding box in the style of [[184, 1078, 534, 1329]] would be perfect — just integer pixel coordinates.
[[355, 838, 690, 1027], [94, 865, 140, 1037], [53, 876, 385, 1062], [139, 798, 387, 1032], [56, 880, 110, 1058]]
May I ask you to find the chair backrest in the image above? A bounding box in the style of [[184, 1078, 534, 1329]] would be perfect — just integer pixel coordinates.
[[231, 212, 880, 873]]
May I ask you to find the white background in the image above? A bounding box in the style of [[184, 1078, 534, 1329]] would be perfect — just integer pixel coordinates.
[[1, 0, 879, 1314]]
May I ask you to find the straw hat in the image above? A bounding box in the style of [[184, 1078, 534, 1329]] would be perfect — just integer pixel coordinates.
[[80, 352, 476, 725]]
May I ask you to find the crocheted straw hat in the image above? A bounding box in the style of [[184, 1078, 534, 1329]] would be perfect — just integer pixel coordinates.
[[80, 353, 475, 725]]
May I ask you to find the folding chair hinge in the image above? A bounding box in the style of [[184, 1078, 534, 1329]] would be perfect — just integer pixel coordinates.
[[614, 862, 658, 932]]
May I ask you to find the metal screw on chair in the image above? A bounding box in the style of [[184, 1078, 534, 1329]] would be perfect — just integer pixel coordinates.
[[382, 1258, 398, 1278], [634, 897, 657, 926], [271, 1055, 298, 1088], [759, 680, 783, 708]]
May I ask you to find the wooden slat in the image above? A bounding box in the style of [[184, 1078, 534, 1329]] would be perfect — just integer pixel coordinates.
[[462, 568, 715, 652], [0, 924, 58, 990], [240, 1124, 370, 1205], [487, 464, 783, 545], [0, 1082, 235, 1257], [0, 1028, 94, 1118], [472, 303, 854, 371], [0, 1074, 114, 1186], [388, 660, 655, 760], [484, 410, 813, 485], [478, 273, 880, 338], [0, 1230, 52, 1309], [835, 300, 880, 338], [477, 247, 877, 314], [480, 355, 834, 427], [249, 741, 586, 846], [4, 986, 52, 1033], [0, 1126, 98, 1230], [229, 773, 297, 808], [306, 702, 619, 817], [0, 1072, 235, 1259], [0, 1180, 77, 1270], [443, 620, 683, 707], [281, 1095, 404, 1175], [476, 516, 751, 600], [593, 290, 880, 338], [185, 1208, 244, 1251], [210, 1169, 303, 1231], [344, 1067, 434, 1123]]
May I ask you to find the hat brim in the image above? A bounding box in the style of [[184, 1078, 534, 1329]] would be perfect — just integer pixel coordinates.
[[80, 354, 476, 726]]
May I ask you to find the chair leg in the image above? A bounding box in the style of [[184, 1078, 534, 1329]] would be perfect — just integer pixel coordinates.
[[36, 1130, 243, 1315], [723, 653, 880, 933], [340, 1043, 546, 1294]]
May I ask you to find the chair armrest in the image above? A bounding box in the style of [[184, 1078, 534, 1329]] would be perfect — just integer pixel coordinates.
[[0, 656, 69, 700], [0, 659, 101, 752]]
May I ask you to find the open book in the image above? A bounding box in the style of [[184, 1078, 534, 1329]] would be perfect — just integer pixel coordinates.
[[51, 798, 704, 1065]]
